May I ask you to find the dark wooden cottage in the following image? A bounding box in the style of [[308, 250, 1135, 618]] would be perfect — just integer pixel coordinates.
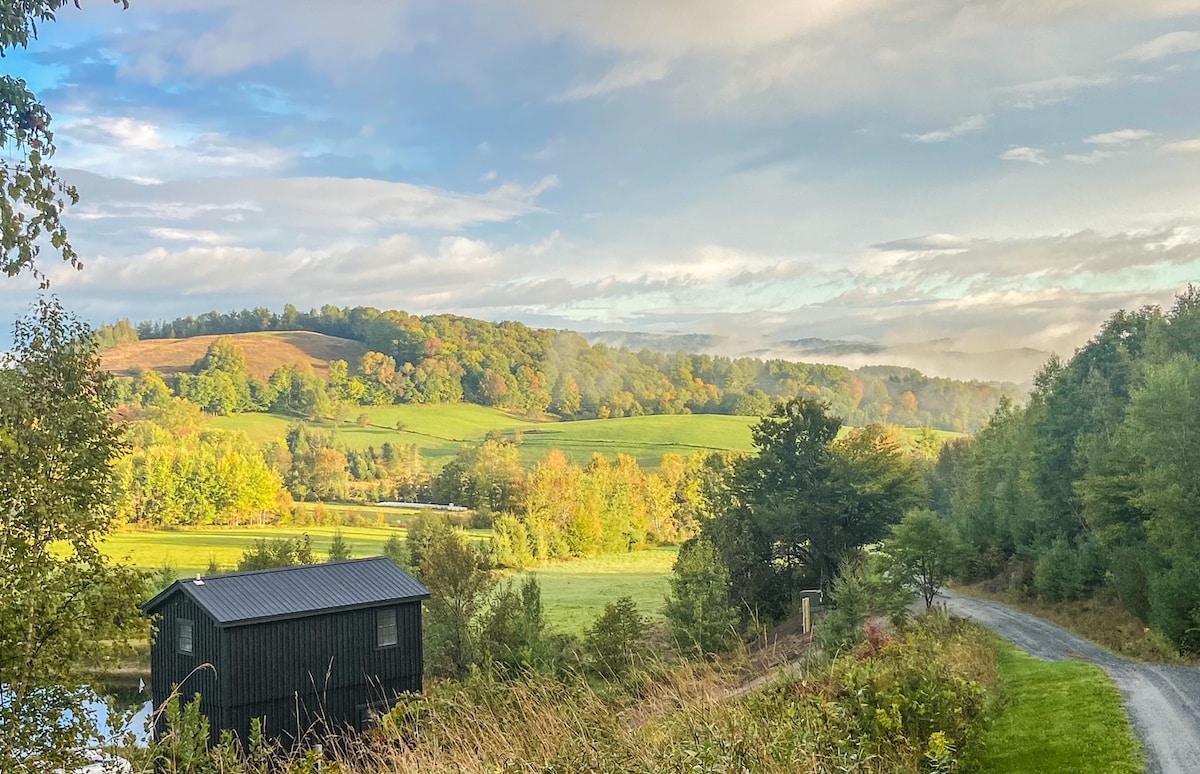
[[141, 557, 429, 742]]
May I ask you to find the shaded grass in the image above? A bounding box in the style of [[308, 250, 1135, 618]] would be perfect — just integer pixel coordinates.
[[515, 547, 679, 634], [976, 640, 1143, 774]]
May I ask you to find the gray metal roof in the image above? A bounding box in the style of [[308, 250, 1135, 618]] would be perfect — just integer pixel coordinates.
[[142, 557, 430, 627]]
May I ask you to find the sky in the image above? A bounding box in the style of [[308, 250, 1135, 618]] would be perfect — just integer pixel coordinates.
[[3, 1, 1200, 382]]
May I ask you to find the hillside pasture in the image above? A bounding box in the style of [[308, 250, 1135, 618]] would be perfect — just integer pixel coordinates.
[[210, 407, 760, 468], [101, 330, 367, 381], [211, 405, 960, 470]]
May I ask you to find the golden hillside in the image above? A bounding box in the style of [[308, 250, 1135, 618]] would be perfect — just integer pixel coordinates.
[[100, 331, 369, 381]]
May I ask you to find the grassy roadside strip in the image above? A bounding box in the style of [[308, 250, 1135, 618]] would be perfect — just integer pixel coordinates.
[[975, 637, 1143, 774], [956, 584, 1191, 665]]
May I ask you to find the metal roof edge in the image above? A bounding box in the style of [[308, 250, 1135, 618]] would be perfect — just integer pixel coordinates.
[[213, 593, 430, 628], [140, 579, 187, 614]]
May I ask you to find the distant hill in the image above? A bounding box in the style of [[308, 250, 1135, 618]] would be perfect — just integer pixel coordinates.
[[100, 331, 368, 381], [582, 330, 1050, 385], [96, 305, 1026, 433]]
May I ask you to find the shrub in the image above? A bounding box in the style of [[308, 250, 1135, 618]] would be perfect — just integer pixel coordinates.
[[1035, 538, 1104, 602], [584, 597, 650, 678], [491, 514, 534, 569], [815, 570, 874, 653]]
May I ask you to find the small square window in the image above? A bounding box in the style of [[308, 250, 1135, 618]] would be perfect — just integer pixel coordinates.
[[178, 618, 194, 655], [376, 608, 398, 648]]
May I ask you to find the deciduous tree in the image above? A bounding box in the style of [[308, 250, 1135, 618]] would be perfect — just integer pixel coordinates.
[[882, 509, 964, 610], [0, 300, 144, 772]]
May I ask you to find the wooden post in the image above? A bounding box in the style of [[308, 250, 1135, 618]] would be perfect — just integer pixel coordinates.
[[802, 596, 811, 635]]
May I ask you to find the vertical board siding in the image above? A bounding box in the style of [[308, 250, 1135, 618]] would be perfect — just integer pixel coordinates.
[[150, 591, 424, 742], [149, 593, 223, 737], [220, 602, 423, 738]]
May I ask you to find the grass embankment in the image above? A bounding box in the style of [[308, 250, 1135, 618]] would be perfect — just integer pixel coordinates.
[[960, 584, 1190, 664], [177, 615, 996, 773], [976, 639, 1143, 773]]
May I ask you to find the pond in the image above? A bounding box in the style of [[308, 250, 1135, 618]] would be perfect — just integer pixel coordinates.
[[86, 685, 153, 746]]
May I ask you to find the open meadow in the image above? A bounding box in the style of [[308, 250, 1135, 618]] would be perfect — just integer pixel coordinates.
[[210, 406, 757, 468], [102, 523, 678, 633], [210, 404, 957, 469], [515, 546, 679, 634]]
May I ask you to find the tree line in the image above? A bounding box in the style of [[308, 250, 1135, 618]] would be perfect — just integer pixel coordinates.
[[98, 304, 1021, 431], [936, 287, 1200, 652]]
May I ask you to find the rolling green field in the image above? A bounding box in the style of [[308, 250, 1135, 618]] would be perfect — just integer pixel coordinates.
[[515, 547, 679, 634], [103, 524, 487, 577], [102, 525, 677, 632], [210, 406, 758, 468], [211, 405, 959, 470]]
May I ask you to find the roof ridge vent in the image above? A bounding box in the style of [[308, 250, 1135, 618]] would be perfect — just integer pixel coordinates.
[[193, 573, 205, 586]]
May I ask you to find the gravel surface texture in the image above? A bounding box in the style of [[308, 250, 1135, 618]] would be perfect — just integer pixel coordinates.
[[938, 590, 1200, 774]]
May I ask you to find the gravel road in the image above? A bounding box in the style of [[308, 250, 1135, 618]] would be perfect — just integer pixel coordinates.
[[936, 590, 1200, 774]]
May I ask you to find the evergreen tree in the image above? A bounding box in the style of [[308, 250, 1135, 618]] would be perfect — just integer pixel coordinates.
[[664, 536, 739, 656]]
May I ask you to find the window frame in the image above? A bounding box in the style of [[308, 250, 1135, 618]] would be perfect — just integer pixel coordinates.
[[376, 607, 399, 649], [178, 618, 194, 655]]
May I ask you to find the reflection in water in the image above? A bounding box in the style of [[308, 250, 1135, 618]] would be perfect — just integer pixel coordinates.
[[87, 686, 153, 746]]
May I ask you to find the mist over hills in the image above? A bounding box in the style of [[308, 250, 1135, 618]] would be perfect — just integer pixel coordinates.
[[583, 330, 1050, 386], [97, 305, 1024, 433]]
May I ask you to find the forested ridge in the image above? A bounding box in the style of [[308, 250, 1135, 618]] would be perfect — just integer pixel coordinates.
[[939, 286, 1200, 652], [96, 304, 1020, 432]]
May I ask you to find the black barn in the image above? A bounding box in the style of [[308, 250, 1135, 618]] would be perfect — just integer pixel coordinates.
[[141, 557, 429, 742]]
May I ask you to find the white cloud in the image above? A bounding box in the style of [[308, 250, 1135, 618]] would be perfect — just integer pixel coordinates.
[[1120, 30, 1200, 61], [555, 58, 671, 101], [147, 227, 228, 244], [995, 74, 1115, 110], [1163, 138, 1200, 152], [907, 114, 990, 143], [64, 170, 559, 242], [1085, 128, 1156, 144], [1000, 146, 1049, 165], [125, 0, 420, 80], [1063, 150, 1114, 164], [58, 116, 291, 180]]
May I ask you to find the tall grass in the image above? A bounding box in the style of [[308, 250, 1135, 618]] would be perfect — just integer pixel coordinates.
[[147, 615, 998, 773]]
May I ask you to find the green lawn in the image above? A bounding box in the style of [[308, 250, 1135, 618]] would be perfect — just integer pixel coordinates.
[[102, 527, 676, 633], [102, 524, 488, 577], [976, 641, 1143, 773], [211, 407, 760, 468], [514, 546, 679, 634], [103, 525, 404, 576]]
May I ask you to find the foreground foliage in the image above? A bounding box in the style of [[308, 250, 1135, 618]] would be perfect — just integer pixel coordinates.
[[0, 302, 145, 773], [147, 615, 997, 773]]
